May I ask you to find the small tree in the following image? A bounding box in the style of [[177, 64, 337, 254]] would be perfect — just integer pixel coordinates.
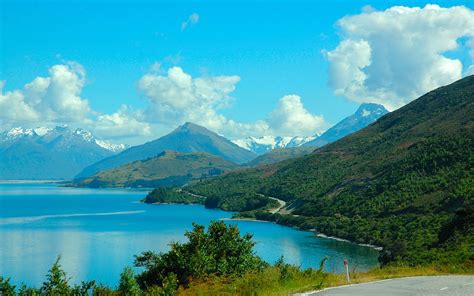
[[40, 256, 71, 295], [0, 276, 16, 296], [118, 267, 141, 296]]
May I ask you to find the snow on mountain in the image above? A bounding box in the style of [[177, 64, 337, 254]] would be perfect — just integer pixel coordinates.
[[304, 103, 389, 148], [0, 126, 128, 180], [1, 126, 127, 153], [73, 128, 128, 152], [4, 127, 35, 138], [233, 135, 316, 155], [95, 140, 128, 152], [34, 127, 53, 136]]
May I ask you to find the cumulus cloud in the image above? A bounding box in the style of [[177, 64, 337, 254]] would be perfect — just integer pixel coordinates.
[[267, 95, 327, 136], [181, 13, 199, 31], [326, 4, 474, 110], [138, 66, 240, 132], [0, 62, 91, 127], [0, 62, 151, 143], [138, 66, 327, 138], [93, 105, 151, 140], [1, 63, 327, 143], [0, 81, 39, 123]]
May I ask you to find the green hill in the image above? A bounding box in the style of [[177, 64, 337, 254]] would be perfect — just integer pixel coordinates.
[[245, 146, 315, 167], [161, 76, 474, 266], [74, 150, 238, 188], [76, 122, 257, 178]]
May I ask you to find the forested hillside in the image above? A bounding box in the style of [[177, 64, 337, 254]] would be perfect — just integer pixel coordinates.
[[170, 76, 474, 266]]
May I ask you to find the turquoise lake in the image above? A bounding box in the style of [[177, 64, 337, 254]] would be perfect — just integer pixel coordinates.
[[0, 183, 379, 287]]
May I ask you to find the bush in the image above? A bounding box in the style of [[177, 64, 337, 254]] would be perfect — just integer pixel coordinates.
[[134, 221, 267, 288]]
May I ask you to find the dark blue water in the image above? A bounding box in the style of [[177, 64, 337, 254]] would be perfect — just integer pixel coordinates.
[[0, 183, 379, 287]]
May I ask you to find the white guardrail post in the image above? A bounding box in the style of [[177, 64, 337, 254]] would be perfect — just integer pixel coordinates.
[[344, 259, 350, 283]]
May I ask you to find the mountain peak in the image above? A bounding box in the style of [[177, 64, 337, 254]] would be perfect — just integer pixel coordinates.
[[175, 122, 209, 133], [76, 122, 257, 178], [304, 102, 389, 148], [355, 103, 388, 117]]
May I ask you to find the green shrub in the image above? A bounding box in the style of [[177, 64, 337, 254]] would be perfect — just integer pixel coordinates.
[[134, 221, 267, 288]]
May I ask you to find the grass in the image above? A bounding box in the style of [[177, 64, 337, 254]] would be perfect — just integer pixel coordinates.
[[178, 264, 474, 295]]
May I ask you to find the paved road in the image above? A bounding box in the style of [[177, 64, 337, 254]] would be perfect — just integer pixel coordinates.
[[299, 276, 474, 296], [259, 194, 286, 214]]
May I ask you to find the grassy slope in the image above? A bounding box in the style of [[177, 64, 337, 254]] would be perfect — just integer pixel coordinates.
[[76, 151, 238, 188], [183, 76, 474, 266]]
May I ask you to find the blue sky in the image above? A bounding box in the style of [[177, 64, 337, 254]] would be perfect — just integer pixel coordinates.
[[1, 0, 473, 144]]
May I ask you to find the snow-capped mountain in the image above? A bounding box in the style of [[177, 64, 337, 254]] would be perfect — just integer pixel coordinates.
[[0, 126, 127, 153], [74, 128, 128, 152], [0, 126, 127, 180], [233, 135, 317, 155], [233, 103, 388, 155], [304, 103, 389, 147]]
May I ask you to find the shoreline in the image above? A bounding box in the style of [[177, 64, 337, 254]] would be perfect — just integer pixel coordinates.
[[97, 190, 384, 252], [200, 212, 383, 251]]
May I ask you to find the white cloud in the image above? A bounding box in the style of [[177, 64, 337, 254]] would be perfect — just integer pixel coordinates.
[[138, 66, 240, 131], [267, 95, 327, 136], [181, 13, 200, 31], [0, 62, 152, 144], [138, 67, 327, 138], [326, 4, 474, 110], [0, 81, 39, 123], [93, 105, 151, 140], [1, 63, 327, 143], [0, 62, 91, 127]]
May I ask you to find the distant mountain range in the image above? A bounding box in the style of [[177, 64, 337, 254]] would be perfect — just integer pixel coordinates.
[[74, 150, 238, 188], [304, 103, 388, 147], [233, 136, 316, 155], [1, 103, 389, 181], [0, 126, 127, 180], [76, 122, 257, 178]]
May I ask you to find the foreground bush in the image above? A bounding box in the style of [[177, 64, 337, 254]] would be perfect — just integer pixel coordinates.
[[134, 220, 267, 289]]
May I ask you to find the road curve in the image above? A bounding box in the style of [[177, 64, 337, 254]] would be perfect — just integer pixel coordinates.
[[297, 276, 474, 296], [260, 194, 286, 214]]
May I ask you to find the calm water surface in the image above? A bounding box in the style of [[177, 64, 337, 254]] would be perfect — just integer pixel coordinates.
[[0, 183, 379, 287]]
